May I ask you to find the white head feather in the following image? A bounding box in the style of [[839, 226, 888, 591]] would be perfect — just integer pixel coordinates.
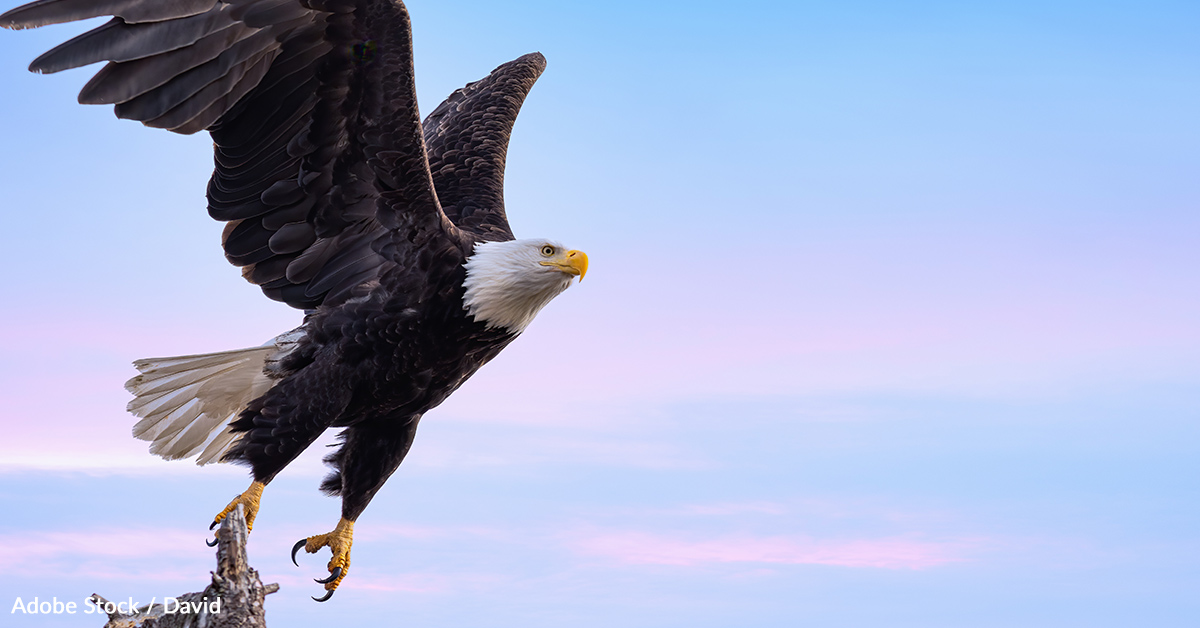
[[462, 239, 585, 333]]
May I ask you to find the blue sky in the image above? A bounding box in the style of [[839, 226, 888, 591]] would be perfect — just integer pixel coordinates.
[[1, 1, 1198, 626]]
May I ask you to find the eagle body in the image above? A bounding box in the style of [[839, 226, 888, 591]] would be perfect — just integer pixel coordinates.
[[231, 252, 517, 520], [1, 0, 588, 598]]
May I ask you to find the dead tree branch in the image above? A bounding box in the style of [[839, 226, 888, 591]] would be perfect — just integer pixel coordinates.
[[90, 505, 278, 628]]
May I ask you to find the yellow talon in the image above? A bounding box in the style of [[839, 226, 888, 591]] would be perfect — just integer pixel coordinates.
[[293, 518, 354, 599], [212, 481, 265, 533]]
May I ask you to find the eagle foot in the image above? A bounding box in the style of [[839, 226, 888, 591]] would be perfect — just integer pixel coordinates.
[[209, 481, 264, 544], [291, 517, 354, 602]]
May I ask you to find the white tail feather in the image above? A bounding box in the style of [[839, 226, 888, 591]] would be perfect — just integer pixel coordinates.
[[126, 346, 277, 465]]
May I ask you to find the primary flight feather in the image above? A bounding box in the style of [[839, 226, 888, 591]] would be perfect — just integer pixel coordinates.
[[1, 0, 587, 601]]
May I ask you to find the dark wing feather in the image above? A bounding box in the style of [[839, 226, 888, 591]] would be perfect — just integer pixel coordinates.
[[2, 0, 464, 310], [30, 11, 232, 73], [0, 0, 217, 29], [422, 52, 547, 242]]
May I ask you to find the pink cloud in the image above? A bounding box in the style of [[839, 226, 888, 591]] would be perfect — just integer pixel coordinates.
[[567, 530, 971, 570], [355, 523, 510, 543], [0, 529, 198, 562], [0, 528, 212, 581], [408, 429, 706, 471], [671, 502, 789, 516], [348, 571, 505, 595]]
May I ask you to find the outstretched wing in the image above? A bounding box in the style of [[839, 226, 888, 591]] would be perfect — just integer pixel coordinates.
[[422, 52, 547, 243], [1, 0, 454, 309]]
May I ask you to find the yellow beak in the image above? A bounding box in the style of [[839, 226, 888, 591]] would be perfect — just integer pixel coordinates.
[[543, 249, 589, 280]]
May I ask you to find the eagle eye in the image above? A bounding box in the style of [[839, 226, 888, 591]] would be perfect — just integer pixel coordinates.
[[540, 245, 555, 256]]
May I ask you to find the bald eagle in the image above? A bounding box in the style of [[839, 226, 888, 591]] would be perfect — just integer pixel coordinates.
[[1, 0, 587, 600]]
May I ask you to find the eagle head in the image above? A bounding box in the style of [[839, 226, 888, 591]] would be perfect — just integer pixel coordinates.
[[462, 239, 588, 333]]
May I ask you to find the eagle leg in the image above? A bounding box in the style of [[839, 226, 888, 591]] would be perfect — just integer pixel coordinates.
[[209, 481, 265, 545], [293, 517, 354, 602]]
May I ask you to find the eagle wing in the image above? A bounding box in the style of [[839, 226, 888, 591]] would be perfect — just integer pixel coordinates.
[[422, 52, 547, 243], [1, 0, 509, 309]]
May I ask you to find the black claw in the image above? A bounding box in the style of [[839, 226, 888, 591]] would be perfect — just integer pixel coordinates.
[[312, 589, 335, 603], [291, 539, 307, 567], [206, 536, 219, 547], [210, 520, 220, 531], [314, 567, 342, 584]]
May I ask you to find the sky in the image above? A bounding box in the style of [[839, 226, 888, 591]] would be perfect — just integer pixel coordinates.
[[0, 0, 1197, 626]]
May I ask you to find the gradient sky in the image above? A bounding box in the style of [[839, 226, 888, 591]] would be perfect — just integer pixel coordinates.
[[1, 1, 1198, 626]]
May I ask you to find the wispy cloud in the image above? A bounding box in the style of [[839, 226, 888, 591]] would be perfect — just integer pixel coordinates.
[[349, 571, 505, 595], [670, 502, 790, 516], [409, 430, 706, 471], [0, 528, 210, 581], [566, 530, 972, 570], [355, 523, 510, 543]]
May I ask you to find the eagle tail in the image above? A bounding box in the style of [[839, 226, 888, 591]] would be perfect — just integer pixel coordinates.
[[125, 346, 276, 465]]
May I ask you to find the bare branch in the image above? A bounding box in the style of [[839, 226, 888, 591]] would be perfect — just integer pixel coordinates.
[[91, 505, 278, 628]]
